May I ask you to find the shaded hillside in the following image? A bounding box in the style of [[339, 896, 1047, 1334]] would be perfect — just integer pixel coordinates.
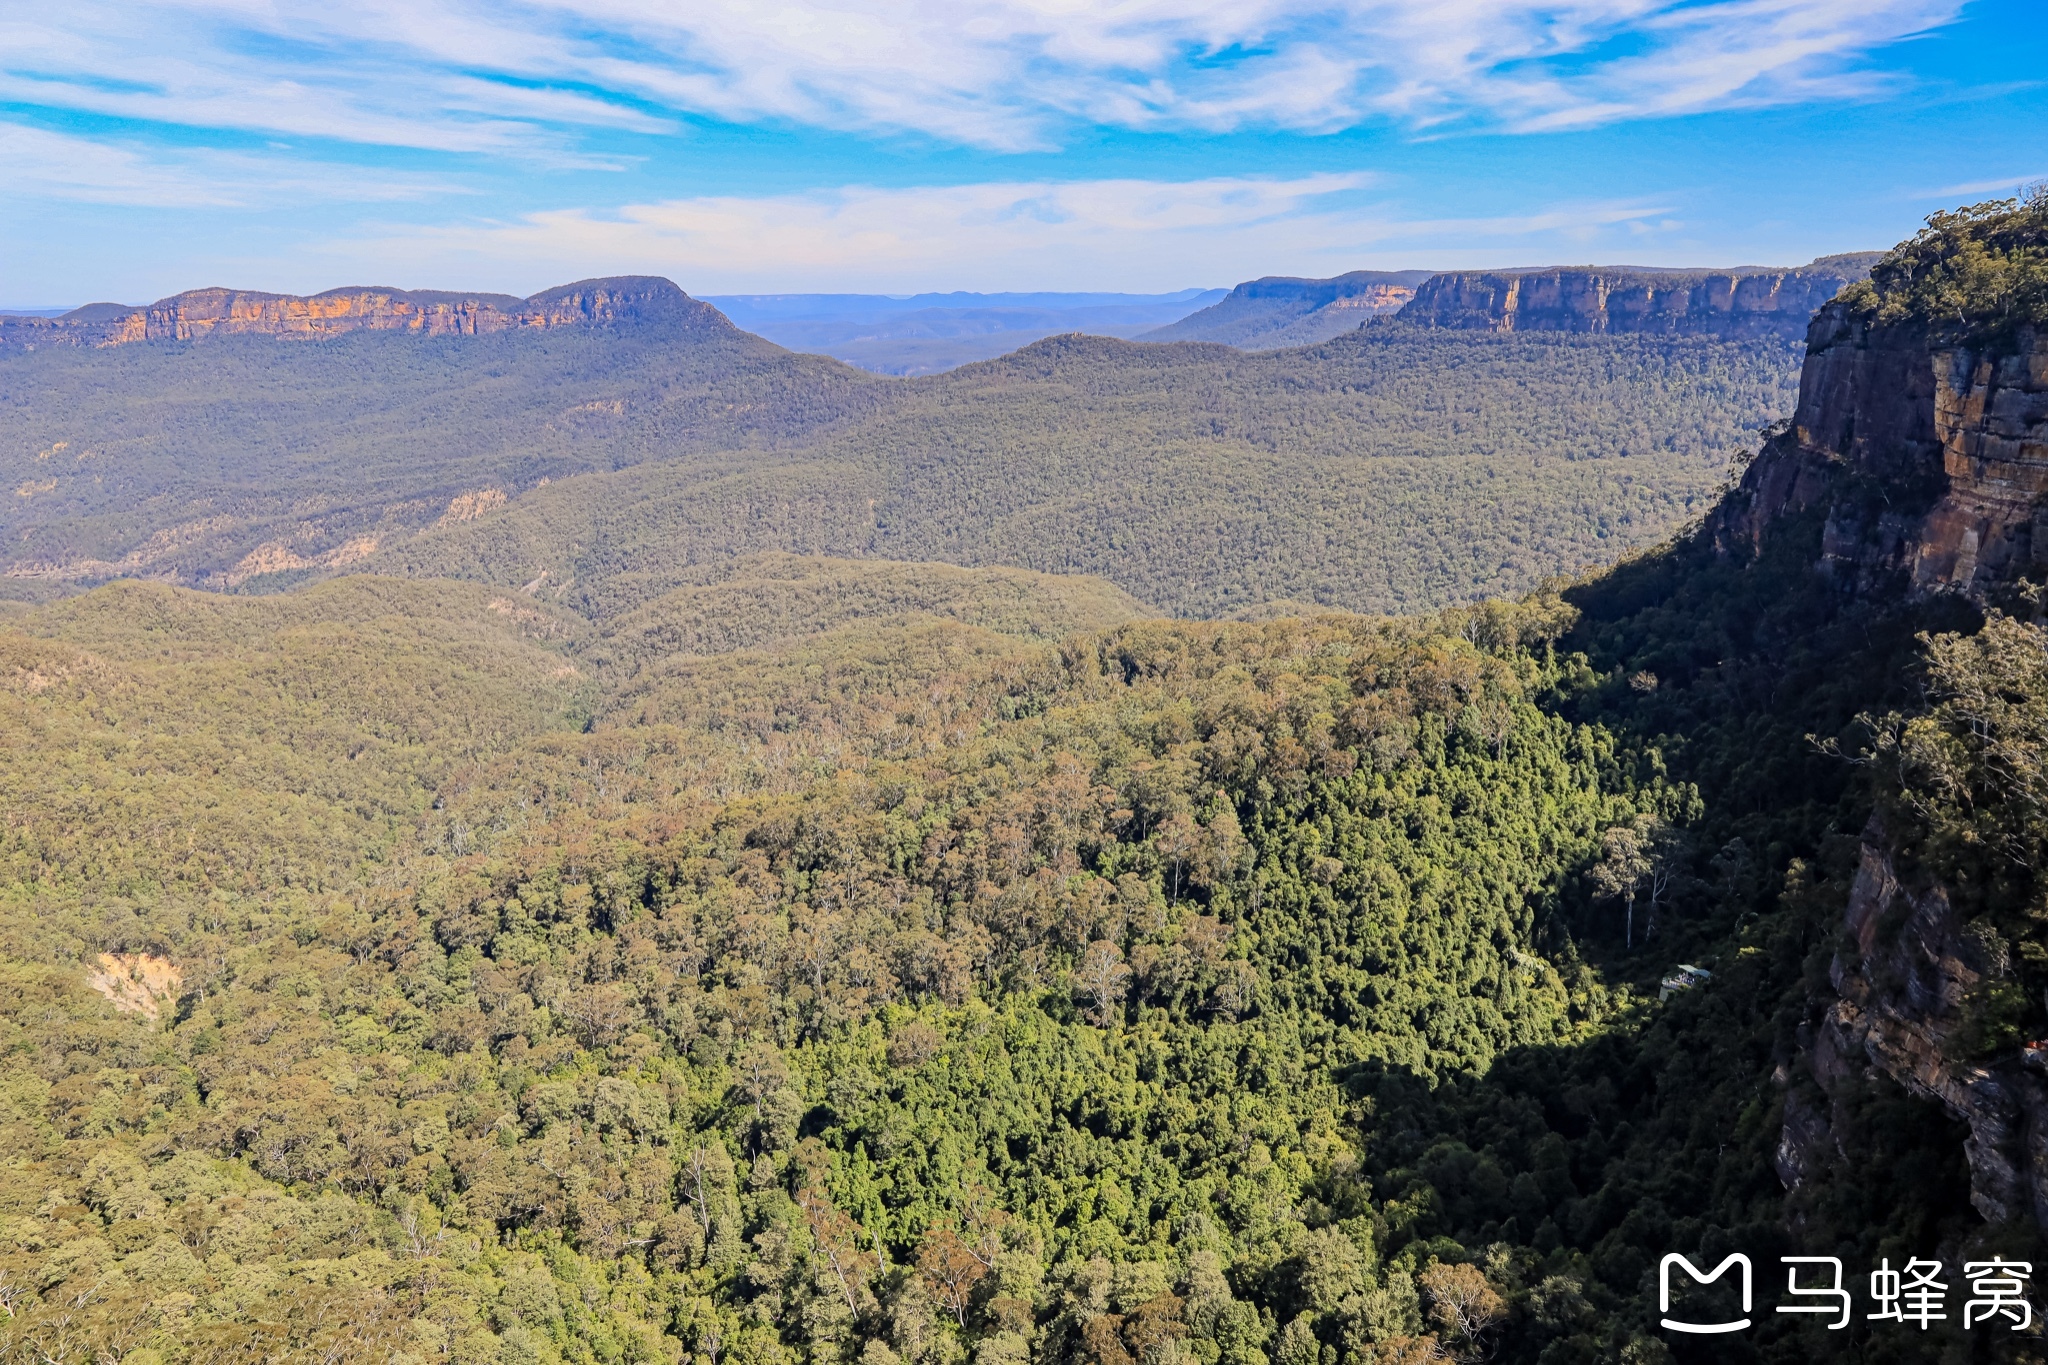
[[1139, 270, 1432, 348], [0, 309, 886, 594]]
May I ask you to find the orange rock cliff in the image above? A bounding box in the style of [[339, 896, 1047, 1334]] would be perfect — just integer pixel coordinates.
[[0, 276, 724, 351], [1717, 300, 2048, 1231], [1709, 304, 2048, 593]]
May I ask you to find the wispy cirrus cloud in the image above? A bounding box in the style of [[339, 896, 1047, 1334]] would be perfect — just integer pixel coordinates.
[[1917, 172, 2048, 198], [0, 120, 458, 207], [1, 0, 1966, 157], [316, 174, 1681, 293]]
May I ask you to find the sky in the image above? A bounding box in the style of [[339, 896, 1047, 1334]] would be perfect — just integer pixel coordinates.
[[1, 0, 2042, 303]]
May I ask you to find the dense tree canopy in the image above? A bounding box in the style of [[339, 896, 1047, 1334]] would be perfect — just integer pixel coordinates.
[[6, 535, 2034, 1365], [1838, 187, 2048, 348]]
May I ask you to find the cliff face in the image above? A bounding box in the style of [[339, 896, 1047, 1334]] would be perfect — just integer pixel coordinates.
[[1399, 254, 1878, 340], [0, 276, 726, 351], [1222, 270, 1434, 311], [1708, 309, 2048, 594], [1779, 825, 2048, 1231], [1731, 299, 2048, 1230]]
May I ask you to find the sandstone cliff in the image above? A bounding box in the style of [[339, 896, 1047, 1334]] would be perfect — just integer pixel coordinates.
[[1708, 310, 2048, 594], [1399, 253, 1878, 340], [1718, 220, 2048, 1230], [1782, 824, 2048, 1230], [0, 276, 728, 352]]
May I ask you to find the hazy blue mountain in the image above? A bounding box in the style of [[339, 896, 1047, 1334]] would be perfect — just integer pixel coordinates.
[[1140, 270, 1436, 347], [707, 288, 1226, 373]]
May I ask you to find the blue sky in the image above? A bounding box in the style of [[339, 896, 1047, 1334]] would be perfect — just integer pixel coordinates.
[[1, 0, 2041, 303]]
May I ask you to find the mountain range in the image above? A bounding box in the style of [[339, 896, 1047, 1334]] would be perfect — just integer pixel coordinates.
[[705, 291, 1227, 375], [4, 254, 1879, 372], [0, 286, 1794, 618], [1, 263, 1843, 618]]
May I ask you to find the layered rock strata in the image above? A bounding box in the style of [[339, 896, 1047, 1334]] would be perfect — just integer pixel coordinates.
[[1780, 826, 2048, 1229], [1734, 299, 2048, 1229], [1399, 254, 1878, 340], [0, 276, 723, 351], [1709, 310, 2048, 594]]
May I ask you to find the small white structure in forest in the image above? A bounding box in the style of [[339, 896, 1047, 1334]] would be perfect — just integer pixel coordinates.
[[1660, 964, 1712, 1002]]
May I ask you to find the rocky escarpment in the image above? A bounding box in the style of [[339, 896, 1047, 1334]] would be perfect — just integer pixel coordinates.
[[1399, 254, 1878, 340], [1139, 269, 1434, 348], [0, 276, 728, 351], [1708, 309, 2048, 594], [1722, 219, 2048, 1230], [1785, 826, 2048, 1229]]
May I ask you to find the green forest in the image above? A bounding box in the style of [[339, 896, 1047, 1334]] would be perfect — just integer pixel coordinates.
[[3, 196, 2046, 1365], [1, 307, 1798, 617], [380, 328, 1796, 620]]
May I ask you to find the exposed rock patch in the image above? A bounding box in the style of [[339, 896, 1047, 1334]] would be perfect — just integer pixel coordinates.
[[439, 489, 508, 525], [85, 953, 182, 1021], [223, 534, 378, 586]]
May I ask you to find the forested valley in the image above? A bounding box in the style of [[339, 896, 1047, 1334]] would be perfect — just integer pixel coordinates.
[[1, 291, 1796, 618], [3, 194, 2047, 1365]]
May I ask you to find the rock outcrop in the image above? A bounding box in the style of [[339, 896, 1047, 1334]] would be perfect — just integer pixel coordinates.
[[1708, 308, 2048, 594], [1398, 254, 1879, 340], [1781, 824, 2048, 1230], [0, 276, 726, 351], [1724, 228, 2048, 1231]]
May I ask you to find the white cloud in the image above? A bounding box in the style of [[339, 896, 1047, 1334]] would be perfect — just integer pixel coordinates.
[[0, 121, 458, 208], [1917, 173, 2048, 199], [0, 122, 244, 207], [318, 175, 1682, 292], [0, 0, 1965, 155]]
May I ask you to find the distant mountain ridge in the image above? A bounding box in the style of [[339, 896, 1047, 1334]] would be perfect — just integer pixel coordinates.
[[1150, 254, 1883, 349], [0, 273, 1799, 618], [0, 276, 722, 351], [708, 289, 1226, 375], [1138, 270, 1434, 348], [1398, 253, 1882, 339], [9, 259, 1882, 358]]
